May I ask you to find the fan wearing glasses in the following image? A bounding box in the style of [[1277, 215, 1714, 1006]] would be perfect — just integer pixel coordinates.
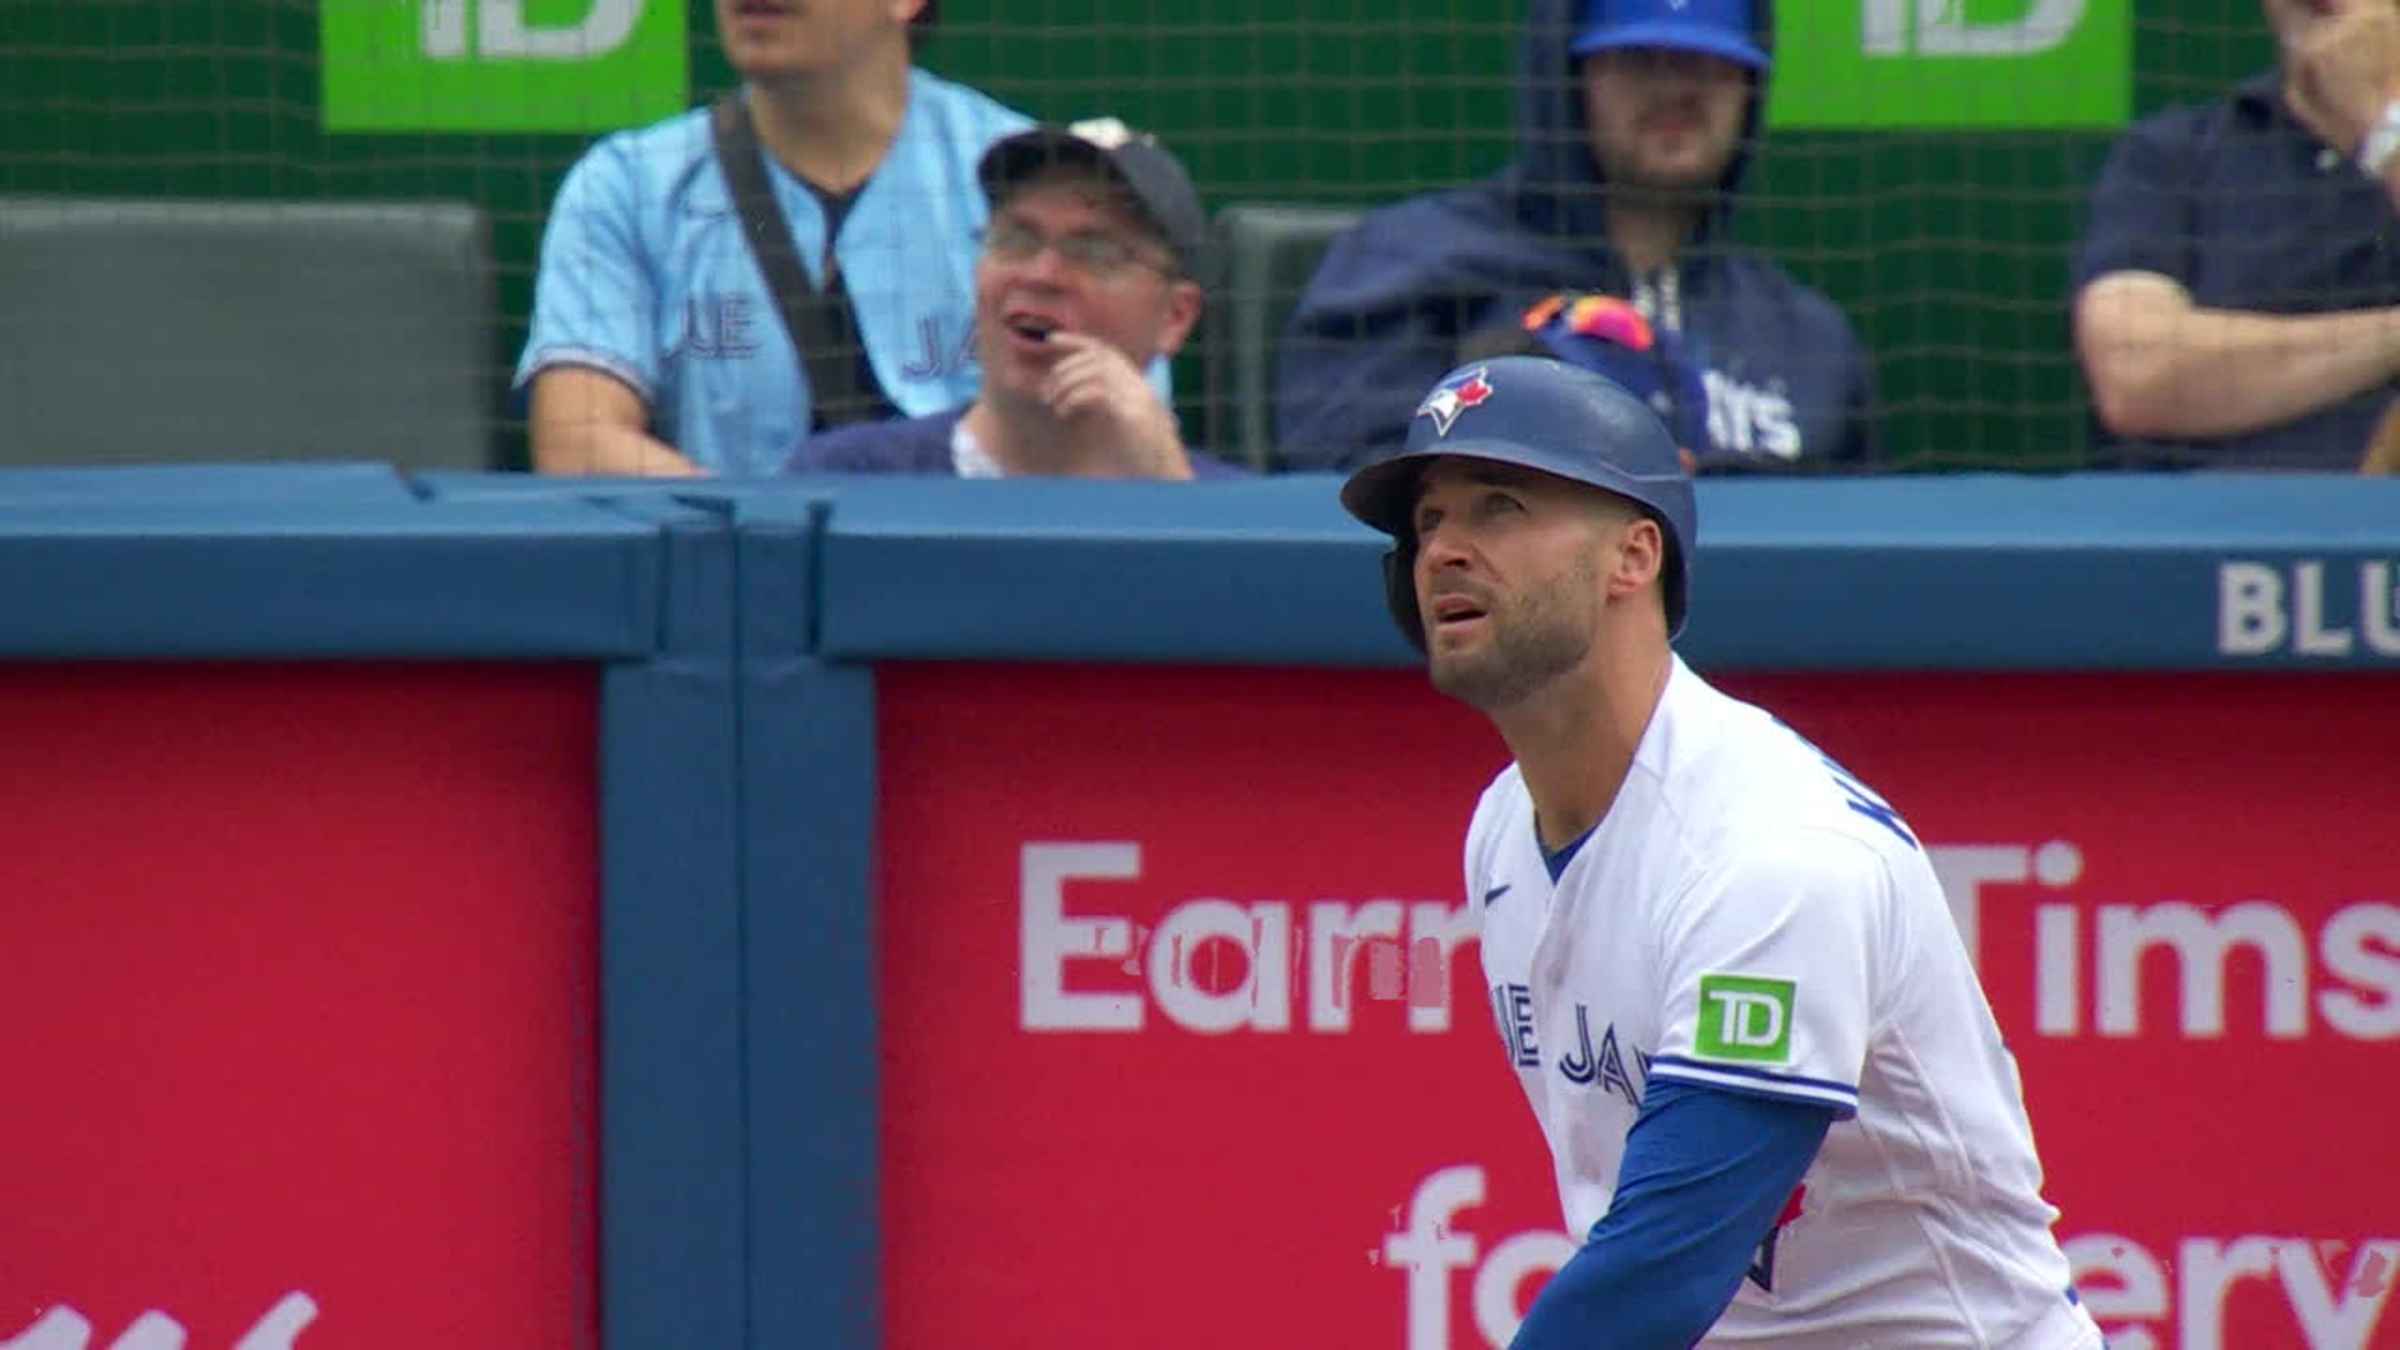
[[786, 120, 1242, 478]]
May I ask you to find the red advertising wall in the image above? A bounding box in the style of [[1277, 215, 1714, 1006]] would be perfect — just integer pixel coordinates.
[[0, 665, 599, 1348], [879, 664, 2400, 1350]]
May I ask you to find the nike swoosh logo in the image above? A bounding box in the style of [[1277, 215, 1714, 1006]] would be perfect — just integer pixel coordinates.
[[1482, 883, 1512, 907]]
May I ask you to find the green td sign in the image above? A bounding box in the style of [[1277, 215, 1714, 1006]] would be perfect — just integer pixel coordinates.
[[324, 0, 688, 133], [1769, 0, 2130, 129]]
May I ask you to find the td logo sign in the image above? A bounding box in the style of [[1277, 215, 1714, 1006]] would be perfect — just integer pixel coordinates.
[[1695, 974, 1796, 1064], [1771, 0, 2129, 128], [324, 0, 687, 133]]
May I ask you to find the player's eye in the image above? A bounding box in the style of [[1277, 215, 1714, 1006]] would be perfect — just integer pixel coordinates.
[[981, 219, 1042, 260], [1055, 232, 1138, 271], [1413, 508, 1443, 540]]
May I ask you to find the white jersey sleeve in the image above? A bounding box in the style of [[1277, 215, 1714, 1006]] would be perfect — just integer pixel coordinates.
[[1646, 827, 1890, 1119]]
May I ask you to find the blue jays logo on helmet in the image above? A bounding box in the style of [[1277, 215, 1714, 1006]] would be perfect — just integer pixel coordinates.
[[1413, 365, 1495, 437]]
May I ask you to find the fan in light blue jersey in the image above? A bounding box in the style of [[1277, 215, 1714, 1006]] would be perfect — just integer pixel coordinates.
[[516, 0, 1031, 477]]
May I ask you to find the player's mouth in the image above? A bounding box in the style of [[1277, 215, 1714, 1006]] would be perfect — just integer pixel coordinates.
[[1639, 103, 1705, 137], [1428, 594, 1490, 636], [999, 309, 1066, 357], [724, 0, 792, 30]]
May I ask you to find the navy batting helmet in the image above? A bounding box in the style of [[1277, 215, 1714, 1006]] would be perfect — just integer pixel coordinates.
[[1339, 354, 1697, 649]]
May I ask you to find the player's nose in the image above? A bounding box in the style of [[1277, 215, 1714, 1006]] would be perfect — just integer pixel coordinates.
[[1417, 522, 1475, 574]]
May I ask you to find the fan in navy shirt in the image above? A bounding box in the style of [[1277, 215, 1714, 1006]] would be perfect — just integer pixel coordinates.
[[1275, 0, 1877, 474], [788, 120, 1244, 479], [2072, 0, 2400, 471]]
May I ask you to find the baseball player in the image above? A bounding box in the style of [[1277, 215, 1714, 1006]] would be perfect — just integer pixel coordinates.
[[1341, 356, 2101, 1348]]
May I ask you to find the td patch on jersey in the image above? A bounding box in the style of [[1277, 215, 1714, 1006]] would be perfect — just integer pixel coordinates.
[[1695, 974, 1796, 1064]]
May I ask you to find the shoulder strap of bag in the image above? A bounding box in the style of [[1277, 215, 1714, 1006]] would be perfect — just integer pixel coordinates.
[[709, 92, 893, 429]]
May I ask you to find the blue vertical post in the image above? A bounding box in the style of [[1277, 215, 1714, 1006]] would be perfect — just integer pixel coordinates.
[[735, 495, 882, 1348], [599, 497, 750, 1349]]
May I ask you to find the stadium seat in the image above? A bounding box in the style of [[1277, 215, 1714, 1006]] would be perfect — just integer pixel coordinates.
[[0, 197, 497, 470], [1203, 203, 1360, 470]]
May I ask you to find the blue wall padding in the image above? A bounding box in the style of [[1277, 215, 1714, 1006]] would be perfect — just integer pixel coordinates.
[[721, 491, 882, 1346], [598, 507, 750, 1350], [811, 472, 2400, 671], [0, 461, 420, 503], [0, 496, 661, 658], [811, 473, 1415, 665]]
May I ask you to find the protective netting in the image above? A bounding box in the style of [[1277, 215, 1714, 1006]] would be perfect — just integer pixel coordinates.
[[0, 1, 2280, 471]]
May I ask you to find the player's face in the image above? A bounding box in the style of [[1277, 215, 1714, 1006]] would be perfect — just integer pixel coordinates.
[[715, 0, 919, 82], [2260, 0, 2338, 50], [1410, 460, 1616, 710], [973, 174, 1202, 403], [1580, 47, 1750, 198]]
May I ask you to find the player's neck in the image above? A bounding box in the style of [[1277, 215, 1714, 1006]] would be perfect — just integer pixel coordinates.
[[1605, 201, 1697, 278], [1492, 638, 1672, 853], [744, 49, 911, 194], [2278, 71, 2356, 155]]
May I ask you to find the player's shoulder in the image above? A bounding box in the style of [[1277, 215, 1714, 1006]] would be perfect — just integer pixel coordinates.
[[1641, 664, 1838, 818], [904, 66, 1035, 142], [556, 106, 721, 217], [1638, 819, 1900, 1003], [1712, 252, 1862, 348], [2091, 81, 2257, 188], [1643, 662, 1920, 864], [1694, 820, 1895, 910], [2123, 77, 2257, 146], [586, 104, 717, 175], [1306, 182, 1510, 285]]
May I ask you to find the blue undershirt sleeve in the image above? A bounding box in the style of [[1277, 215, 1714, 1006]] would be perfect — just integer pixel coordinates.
[[1508, 1079, 1835, 1350]]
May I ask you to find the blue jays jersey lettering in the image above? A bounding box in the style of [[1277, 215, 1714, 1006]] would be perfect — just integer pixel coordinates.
[[1467, 656, 2101, 1347], [1650, 325, 1803, 468], [515, 69, 1032, 477], [1699, 365, 1801, 464], [1491, 982, 1541, 1068], [1555, 1003, 1647, 1106]]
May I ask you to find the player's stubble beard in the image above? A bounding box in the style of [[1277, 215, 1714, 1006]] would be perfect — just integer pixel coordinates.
[[1427, 549, 1604, 712], [1586, 75, 1748, 211], [1593, 126, 1736, 211]]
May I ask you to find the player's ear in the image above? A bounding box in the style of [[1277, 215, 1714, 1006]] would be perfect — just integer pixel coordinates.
[[1153, 279, 1204, 359], [1604, 515, 1665, 605]]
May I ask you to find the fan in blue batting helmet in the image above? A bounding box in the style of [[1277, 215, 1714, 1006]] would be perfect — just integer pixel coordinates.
[[1340, 354, 1697, 653]]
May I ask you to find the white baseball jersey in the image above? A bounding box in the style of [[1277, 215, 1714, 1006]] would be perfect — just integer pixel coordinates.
[[1470, 657, 2100, 1348]]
